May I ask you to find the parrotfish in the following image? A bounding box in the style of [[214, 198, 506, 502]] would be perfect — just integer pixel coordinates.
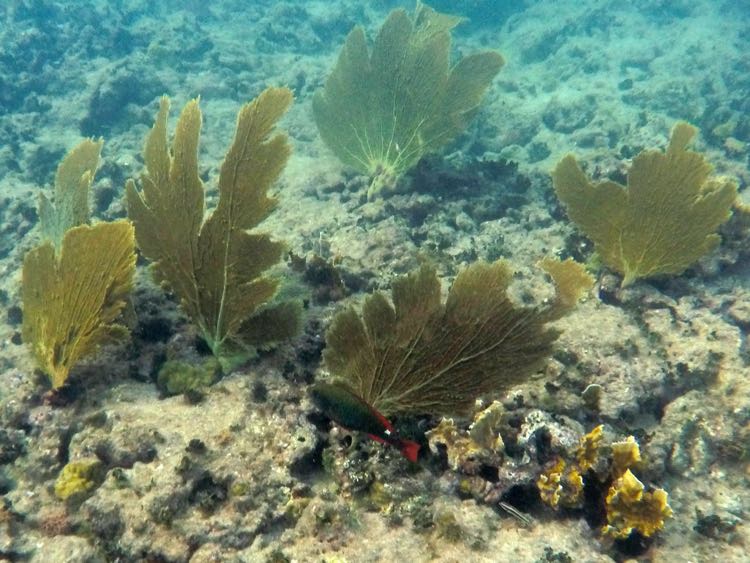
[[310, 381, 420, 463]]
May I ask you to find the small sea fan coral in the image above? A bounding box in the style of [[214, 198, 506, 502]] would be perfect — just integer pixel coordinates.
[[23, 221, 136, 389], [552, 122, 737, 287], [313, 1, 504, 199], [126, 88, 300, 368], [323, 259, 592, 416]]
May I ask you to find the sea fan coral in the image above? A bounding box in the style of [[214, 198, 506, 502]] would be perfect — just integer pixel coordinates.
[[552, 122, 737, 287], [23, 221, 136, 389], [23, 137, 136, 390], [38, 138, 103, 250], [323, 259, 591, 416], [313, 1, 504, 199], [126, 88, 300, 367]]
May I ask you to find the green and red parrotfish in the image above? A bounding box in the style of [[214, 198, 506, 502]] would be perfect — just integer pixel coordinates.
[[310, 381, 420, 463]]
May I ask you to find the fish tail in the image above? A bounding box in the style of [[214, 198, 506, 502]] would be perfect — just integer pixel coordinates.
[[399, 439, 420, 463]]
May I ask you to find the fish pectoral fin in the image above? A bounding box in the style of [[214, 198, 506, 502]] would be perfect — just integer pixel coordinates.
[[366, 433, 389, 445]]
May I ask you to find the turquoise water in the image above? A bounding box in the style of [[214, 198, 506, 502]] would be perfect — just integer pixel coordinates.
[[0, 1, 748, 561]]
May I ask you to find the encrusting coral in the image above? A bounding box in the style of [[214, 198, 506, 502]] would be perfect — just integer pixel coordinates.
[[22, 140, 136, 389], [323, 258, 592, 416], [552, 122, 737, 287], [126, 87, 300, 369], [313, 1, 504, 199], [54, 458, 104, 502]]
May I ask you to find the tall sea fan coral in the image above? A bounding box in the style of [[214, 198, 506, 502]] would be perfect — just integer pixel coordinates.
[[126, 88, 300, 368], [313, 1, 504, 199], [323, 259, 592, 416], [552, 122, 737, 287]]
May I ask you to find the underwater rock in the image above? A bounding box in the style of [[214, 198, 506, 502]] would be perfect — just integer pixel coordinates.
[[542, 96, 596, 134], [255, 4, 328, 55], [431, 497, 497, 550], [516, 410, 583, 463], [66, 416, 158, 471], [30, 535, 103, 563], [640, 294, 732, 390], [649, 389, 731, 477], [80, 59, 165, 137], [551, 299, 668, 423], [0, 196, 36, 260], [0, 428, 25, 465], [5, 375, 316, 561], [289, 253, 348, 305], [727, 295, 750, 331]]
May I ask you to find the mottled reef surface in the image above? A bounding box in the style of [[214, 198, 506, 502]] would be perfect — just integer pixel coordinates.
[[0, 0, 749, 561]]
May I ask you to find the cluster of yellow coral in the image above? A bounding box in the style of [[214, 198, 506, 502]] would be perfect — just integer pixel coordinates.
[[537, 425, 603, 508], [604, 469, 672, 539], [425, 402, 506, 471], [537, 425, 672, 539]]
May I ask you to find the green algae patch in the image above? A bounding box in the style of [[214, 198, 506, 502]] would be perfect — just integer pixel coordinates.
[[552, 122, 737, 287], [156, 358, 222, 397], [313, 1, 503, 199], [54, 458, 104, 502]]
